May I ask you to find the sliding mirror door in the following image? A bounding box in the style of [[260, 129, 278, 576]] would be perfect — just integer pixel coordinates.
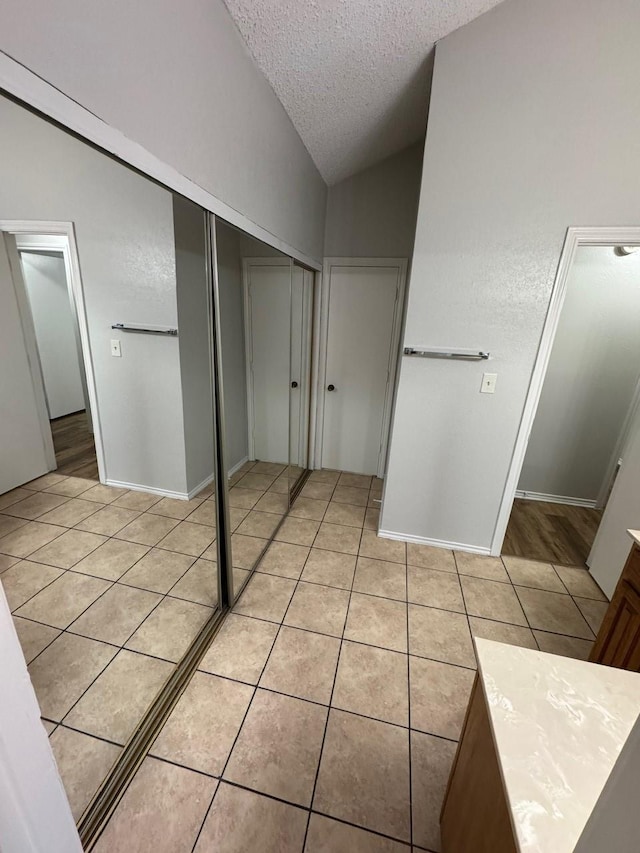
[[214, 219, 292, 597], [289, 263, 315, 493]]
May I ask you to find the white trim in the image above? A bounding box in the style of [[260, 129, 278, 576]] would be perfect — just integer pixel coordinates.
[[228, 456, 249, 478], [105, 478, 190, 501], [491, 226, 640, 556], [315, 258, 408, 478], [378, 528, 491, 555], [0, 220, 107, 483], [0, 51, 322, 272], [514, 490, 598, 509], [187, 472, 215, 500], [308, 269, 322, 470]]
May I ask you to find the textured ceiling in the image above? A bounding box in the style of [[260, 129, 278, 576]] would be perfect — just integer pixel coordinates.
[[223, 0, 505, 184]]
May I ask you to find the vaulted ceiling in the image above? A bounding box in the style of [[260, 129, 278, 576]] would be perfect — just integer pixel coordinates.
[[223, 0, 505, 184]]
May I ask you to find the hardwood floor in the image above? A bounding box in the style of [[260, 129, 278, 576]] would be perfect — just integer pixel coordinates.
[[51, 411, 98, 479], [502, 498, 602, 566]]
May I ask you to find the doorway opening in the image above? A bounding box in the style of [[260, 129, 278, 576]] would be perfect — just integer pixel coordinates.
[[495, 227, 640, 594]]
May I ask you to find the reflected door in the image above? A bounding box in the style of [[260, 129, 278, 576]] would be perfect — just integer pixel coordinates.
[[290, 265, 313, 472]]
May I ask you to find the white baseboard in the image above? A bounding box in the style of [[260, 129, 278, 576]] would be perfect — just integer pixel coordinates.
[[515, 490, 598, 509], [105, 478, 189, 501], [228, 456, 250, 478], [377, 528, 491, 555], [187, 472, 215, 500]]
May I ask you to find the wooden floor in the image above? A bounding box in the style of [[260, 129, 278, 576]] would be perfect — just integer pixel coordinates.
[[502, 498, 602, 566], [51, 411, 99, 479]]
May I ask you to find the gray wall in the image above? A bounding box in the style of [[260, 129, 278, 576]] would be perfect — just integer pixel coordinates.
[[382, 0, 640, 550], [519, 247, 640, 504], [174, 196, 214, 494], [0, 94, 188, 494], [0, 0, 327, 261], [324, 143, 423, 258]]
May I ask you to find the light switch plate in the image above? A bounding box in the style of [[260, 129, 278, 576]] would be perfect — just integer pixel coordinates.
[[481, 373, 497, 394], [110, 339, 121, 357]]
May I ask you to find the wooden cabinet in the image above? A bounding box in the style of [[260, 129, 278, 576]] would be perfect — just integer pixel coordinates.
[[590, 544, 640, 671]]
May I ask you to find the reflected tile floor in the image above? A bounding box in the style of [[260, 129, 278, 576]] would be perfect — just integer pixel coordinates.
[[89, 469, 604, 853]]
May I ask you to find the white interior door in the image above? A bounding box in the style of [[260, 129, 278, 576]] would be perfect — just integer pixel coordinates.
[[0, 234, 54, 493], [245, 259, 291, 464], [290, 266, 313, 469], [321, 261, 404, 476]]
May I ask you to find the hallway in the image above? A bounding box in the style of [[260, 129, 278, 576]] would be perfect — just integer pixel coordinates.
[[503, 498, 602, 565], [51, 411, 99, 480]]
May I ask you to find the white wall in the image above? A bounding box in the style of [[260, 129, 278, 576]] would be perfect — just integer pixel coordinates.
[[0, 94, 189, 495], [519, 247, 640, 503], [0, 0, 326, 262], [324, 142, 423, 258], [19, 251, 85, 420], [382, 0, 640, 551]]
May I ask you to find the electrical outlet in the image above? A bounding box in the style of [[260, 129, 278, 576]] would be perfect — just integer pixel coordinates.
[[481, 373, 497, 394], [110, 339, 121, 357]]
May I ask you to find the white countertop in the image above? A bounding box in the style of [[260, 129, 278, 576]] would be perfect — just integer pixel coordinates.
[[475, 638, 640, 853]]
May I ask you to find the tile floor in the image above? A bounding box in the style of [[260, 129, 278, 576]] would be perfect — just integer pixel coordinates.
[[90, 469, 607, 852]]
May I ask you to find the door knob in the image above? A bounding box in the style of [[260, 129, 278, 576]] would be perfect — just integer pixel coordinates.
[[291, 381, 298, 388], [327, 384, 336, 391]]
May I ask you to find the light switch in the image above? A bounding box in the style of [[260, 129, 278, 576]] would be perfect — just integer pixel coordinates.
[[110, 339, 121, 357], [480, 373, 497, 394]]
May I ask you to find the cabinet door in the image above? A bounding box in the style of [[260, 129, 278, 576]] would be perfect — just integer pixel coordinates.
[[594, 582, 640, 671]]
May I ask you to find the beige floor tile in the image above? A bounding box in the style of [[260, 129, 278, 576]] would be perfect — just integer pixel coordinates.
[[29, 529, 107, 569], [284, 581, 350, 637], [194, 782, 307, 853], [411, 730, 456, 851], [73, 538, 150, 581], [26, 472, 67, 490], [468, 616, 537, 650], [516, 586, 594, 639], [258, 540, 310, 579], [229, 506, 250, 531], [65, 649, 173, 742], [0, 514, 28, 539], [42, 719, 57, 734], [225, 688, 327, 806], [232, 565, 250, 594], [534, 630, 594, 660], [409, 657, 474, 740], [70, 583, 161, 645], [455, 551, 509, 582], [309, 469, 341, 485], [344, 592, 407, 652], [119, 548, 194, 593], [12, 615, 60, 663], [288, 496, 326, 522], [408, 604, 475, 668], [44, 476, 96, 497], [407, 566, 464, 613], [338, 472, 372, 490], [275, 515, 321, 546], [0, 520, 67, 558], [50, 726, 121, 819], [230, 533, 268, 569], [255, 462, 288, 476], [75, 505, 140, 536], [199, 613, 278, 684], [260, 625, 341, 704], [152, 671, 253, 775], [314, 522, 362, 555], [80, 484, 127, 504], [332, 485, 369, 507], [300, 548, 356, 590], [228, 487, 263, 509], [126, 597, 212, 662], [94, 756, 216, 853], [28, 632, 117, 720], [112, 491, 162, 512], [301, 481, 336, 501], [332, 640, 408, 726], [237, 472, 275, 491], [15, 571, 111, 628], [323, 502, 366, 528], [233, 572, 296, 621], [460, 575, 528, 626], [4, 491, 69, 520], [236, 510, 282, 539], [114, 512, 180, 547], [168, 558, 218, 606], [185, 500, 217, 527], [147, 496, 204, 520], [353, 556, 407, 601], [554, 565, 608, 600], [574, 596, 608, 634], [359, 530, 406, 564], [407, 543, 456, 573], [364, 507, 380, 531], [38, 498, 103, 528], [502, 556, 566, 592], [305, 814, 408, 853], [254, 491, 290, 515], [157, 520, 216, 557], [1, 560, 63, 610], [314, 709, 410, 841], [0, 552, 20, 572], [0, 487, 36, 510]]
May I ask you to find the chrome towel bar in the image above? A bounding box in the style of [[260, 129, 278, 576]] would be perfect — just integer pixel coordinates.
[[111, 323, 178, 336], [403, 347, 489, 361]]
